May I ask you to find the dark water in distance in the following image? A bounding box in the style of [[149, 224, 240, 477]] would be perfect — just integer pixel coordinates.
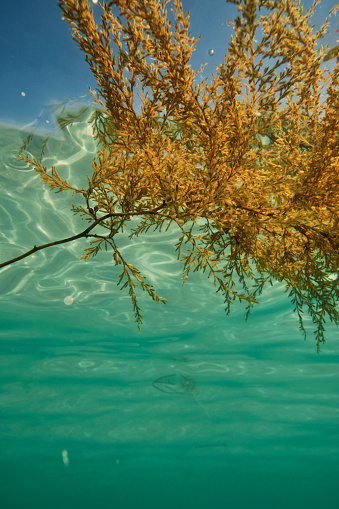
[[0, 114, 338, 509]]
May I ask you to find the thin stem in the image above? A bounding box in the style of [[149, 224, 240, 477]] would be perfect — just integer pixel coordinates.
[[0, 203, 165, 269]]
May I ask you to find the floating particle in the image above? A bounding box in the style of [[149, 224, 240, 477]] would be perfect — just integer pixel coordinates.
[[208, 48, 214, 56], [45, 120, 50, 124], [64, 295, 74, 306], [92, 0, 98, 3], [21, 92, 26, 97], [62, 450, 69, 467]]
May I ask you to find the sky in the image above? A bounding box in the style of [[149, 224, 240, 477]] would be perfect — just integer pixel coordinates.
[[0, 0, 337, 135]]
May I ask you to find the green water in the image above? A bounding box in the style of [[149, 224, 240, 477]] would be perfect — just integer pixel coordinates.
[[0, 118, 338, 508]]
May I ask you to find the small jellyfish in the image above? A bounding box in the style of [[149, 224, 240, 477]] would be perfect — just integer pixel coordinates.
[[64, 296, 74, 306], [62, 450, 69, 467], [208, 48, 214, 56]]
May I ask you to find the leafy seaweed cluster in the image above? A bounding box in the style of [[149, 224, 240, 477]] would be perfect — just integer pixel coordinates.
[[3, 0, 339, 349]]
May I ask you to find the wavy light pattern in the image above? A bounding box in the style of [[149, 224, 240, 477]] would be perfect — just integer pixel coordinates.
[[0, 119, 338, 505]]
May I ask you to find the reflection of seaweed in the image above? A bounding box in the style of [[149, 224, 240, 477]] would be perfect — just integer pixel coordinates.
[[152, 374, 210, 419], [152, 374, 196, 394]]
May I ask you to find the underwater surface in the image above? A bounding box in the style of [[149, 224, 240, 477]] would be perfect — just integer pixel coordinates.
[[1, 110, 339, 509], [1, 1, 339, 508]]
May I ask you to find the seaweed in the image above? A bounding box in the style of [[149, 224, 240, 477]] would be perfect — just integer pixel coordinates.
[[2, 0, 339, 350]]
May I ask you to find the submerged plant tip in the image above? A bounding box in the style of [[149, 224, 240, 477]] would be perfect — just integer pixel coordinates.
[[3, 0, 339, 350]]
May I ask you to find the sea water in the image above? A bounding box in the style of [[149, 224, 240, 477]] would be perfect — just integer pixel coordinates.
[[0, 114, 338, 509]]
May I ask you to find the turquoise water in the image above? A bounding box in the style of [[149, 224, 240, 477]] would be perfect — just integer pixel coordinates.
[[1, 115, 339, 508]]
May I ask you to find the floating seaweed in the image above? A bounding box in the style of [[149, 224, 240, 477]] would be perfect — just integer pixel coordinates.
[[2, 0, 339, 351]]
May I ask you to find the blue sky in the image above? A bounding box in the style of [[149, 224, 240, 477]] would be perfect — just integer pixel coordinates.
[[1, 0, 337, 135]]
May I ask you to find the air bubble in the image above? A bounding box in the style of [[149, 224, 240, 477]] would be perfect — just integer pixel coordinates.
[[62, 450, 69, 467], [64, 296, 74, 306]]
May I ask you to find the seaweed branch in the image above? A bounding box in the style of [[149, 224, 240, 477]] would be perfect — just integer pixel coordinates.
[[2, 0, 339, 349]]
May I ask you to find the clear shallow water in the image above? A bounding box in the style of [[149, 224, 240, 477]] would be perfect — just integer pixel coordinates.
[[1, 115, 339, 508]]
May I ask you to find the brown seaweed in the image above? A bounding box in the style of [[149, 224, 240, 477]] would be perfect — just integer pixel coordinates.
[[2, 0, 339, 350]]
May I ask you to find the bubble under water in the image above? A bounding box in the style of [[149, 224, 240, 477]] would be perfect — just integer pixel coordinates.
[[64, 296, 74, 306]]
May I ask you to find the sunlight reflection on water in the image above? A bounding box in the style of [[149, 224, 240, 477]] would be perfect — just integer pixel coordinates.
[[0, 115, 292, 336], [1, 117, 338, 467]]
